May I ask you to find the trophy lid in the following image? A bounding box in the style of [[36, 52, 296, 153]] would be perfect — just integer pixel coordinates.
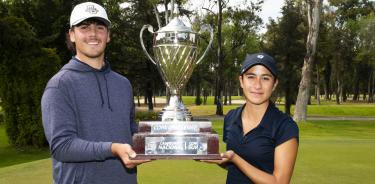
[[157, 17, 193, 33]]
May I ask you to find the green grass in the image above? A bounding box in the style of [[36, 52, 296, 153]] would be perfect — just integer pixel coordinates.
[[188, 103, 375, 117], [293, 121, 375, 184], [0, 125, 50, 168], [0, 159, 52, 184], [181, 96, 244, 106], [0, 120, 374, 184], [138, 120, 375, 184]]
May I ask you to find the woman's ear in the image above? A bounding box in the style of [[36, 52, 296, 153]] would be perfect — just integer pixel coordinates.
[[239, 75, 244, 89], [272, 79, 279, 91]]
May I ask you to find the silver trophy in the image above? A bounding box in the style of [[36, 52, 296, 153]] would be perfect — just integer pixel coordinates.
[[140, 17, 213, 122], [133, 15, 219, 160]]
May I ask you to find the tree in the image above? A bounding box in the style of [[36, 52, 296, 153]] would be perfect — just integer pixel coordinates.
[[214, 0, 225, 115], [262, 0, 306, 115], [326, 0, 373, 103], [0, 16, 60, 147], [221, 3, 262, 105], [294, 0, 322, 122], [357, 14, 375, 102]]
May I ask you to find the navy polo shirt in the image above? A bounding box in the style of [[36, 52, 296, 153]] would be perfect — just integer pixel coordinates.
[[223, 102, 299, 184]]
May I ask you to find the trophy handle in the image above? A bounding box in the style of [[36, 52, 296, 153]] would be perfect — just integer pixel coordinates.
[[140, 24, 157, 65], [196, 24, 214, 65]]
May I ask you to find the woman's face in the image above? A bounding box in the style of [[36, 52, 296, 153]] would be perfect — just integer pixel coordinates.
[[239, 65, 278, 106]]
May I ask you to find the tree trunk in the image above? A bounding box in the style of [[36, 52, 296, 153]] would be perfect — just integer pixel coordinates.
[[203, 88, 208, 105], [372, 70, 375, 102], [285, 92, 292, 116], [153, 94, 156, 106], [146, 81, 153, 111], [229, 80, 232, 105], [336, 79, 341, 104], [363, 92, 367, 101], [293, 0, 322, 122], [353, 82, 360, 101], [137, 94, 141, 107], [215, 0, 224, 115], [368, 70, 373, 103], [284, 54, 292, 115], [195, 78, 202, 105], [323, 47, 331, 101], [353, 67, 360, 101], [164, 0, 169, 24], [323, 82, 328, 101], [316, 67, 321, 105], [284, 53, 292, 115], [224, 81, 228, 105]]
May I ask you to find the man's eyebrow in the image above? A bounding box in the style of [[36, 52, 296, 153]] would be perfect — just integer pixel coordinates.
[[244, 73, 273, 77], [261, 74, 273, 77]]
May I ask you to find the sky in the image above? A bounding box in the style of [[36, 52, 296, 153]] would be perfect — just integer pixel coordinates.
[[131, 0, 286, 33], [185, 0, 285, 33], [259, 0, 284, 27]]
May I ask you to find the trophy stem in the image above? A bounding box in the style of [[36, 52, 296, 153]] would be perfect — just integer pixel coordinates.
[[161, 90, 192, 122]]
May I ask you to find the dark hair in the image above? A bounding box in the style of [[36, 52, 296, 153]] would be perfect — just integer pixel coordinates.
[[65, 31, 75, 54]]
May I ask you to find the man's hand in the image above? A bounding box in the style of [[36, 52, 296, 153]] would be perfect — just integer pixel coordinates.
[[111, 143, 150, 168]]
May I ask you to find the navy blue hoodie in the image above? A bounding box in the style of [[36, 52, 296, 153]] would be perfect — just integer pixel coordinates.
[[41, 57, 138, 184]]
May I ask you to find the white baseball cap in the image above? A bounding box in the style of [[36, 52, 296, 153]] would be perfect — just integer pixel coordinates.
[[70, 2, 111, 27]]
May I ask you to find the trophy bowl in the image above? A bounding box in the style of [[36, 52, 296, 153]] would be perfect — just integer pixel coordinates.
[[140, 17, 213, 121]]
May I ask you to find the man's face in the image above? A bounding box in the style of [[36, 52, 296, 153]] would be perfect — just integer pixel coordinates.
[[69, 19, 110, 60], [239, 65, 278, 106]]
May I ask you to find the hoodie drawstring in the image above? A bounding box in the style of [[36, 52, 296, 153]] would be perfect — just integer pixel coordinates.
[[103, 73, 113, 111], [93, 73, 105, 108], [93, 72, 113, 111]]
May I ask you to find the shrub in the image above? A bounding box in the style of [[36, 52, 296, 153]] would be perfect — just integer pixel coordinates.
[[135, 111, 159, 122], [0, 17, 60, 147]]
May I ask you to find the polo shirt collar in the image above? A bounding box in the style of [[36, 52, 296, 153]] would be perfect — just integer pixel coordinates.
[[259, 102, 276, 130], [235, 101, 276, 130]]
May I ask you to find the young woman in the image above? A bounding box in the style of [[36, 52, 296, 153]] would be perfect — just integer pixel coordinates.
[[204, 53, 299, 184]]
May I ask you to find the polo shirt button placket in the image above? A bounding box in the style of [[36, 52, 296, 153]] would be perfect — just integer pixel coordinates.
[[240, 135, 247, 145]]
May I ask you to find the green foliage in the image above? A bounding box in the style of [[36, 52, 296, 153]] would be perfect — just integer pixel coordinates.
[[107, 0, 163, 109], [0, 16, 60, 147], [262, 0, 306, 114], [135, 110, 159, 122], [0, 1, 8, 17]]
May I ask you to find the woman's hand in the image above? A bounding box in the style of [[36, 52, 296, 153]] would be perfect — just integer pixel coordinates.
[[199, 150, 236, 168]]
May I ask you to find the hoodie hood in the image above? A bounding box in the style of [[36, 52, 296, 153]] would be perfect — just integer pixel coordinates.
[[62, 57, 113, 111], [62, 57, 111, 73]]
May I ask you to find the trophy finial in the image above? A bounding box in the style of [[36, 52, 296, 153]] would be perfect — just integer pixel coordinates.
[[158, 17, 192, 33]]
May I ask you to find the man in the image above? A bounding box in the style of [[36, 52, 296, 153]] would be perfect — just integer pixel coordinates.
[[41, 2, 148, 184]]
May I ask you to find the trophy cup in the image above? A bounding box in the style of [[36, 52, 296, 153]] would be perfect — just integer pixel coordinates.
[[132, 16, 220, 159]]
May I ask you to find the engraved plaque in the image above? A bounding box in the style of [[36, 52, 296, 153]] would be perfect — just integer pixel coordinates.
[[145, 136, 207, 155], [132, 122, 220, 160]]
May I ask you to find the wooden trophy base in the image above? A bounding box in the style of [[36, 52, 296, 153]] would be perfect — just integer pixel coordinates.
[[132, 121, 220, 160]]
